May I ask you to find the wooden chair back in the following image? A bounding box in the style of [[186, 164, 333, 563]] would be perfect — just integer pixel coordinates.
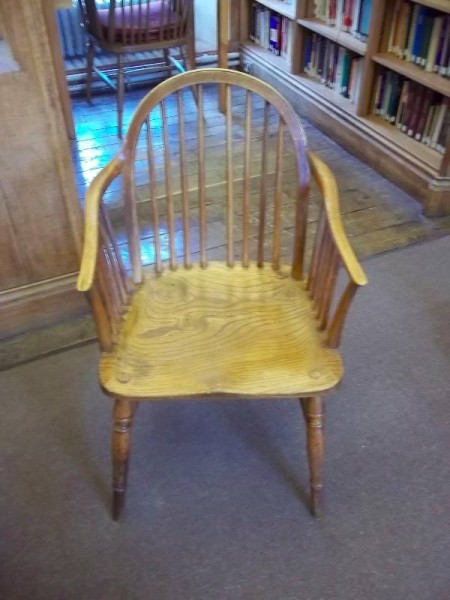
[[78, 0, 193, 47], [117, 69, 311, 284]]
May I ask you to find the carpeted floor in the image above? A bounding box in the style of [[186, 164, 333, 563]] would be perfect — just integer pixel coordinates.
[[0, 237, 449, 600]]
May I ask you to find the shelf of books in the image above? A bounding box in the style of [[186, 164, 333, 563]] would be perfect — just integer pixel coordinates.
[[246, 0, 297, 68], [297, 18, 367, 54], [240, 0, 450, 215]]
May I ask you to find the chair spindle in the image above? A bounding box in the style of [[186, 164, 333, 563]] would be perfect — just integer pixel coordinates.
[[226, 84, 234, 267], [161, 99, 176, 270], [242, 91, 252, 268], [318, 249, 340, 330], [272, 117, 285, 271], [177, 90, 191, 268], [307, 207, 326, 292], [257, 101, 270, 268], [146, 116, 162, 273], [196, 84, 207, 268], [100, 205, 129, 303]]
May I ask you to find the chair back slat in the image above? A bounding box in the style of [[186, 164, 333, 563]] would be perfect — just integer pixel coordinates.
[[120, 70, 309, 278], [225, 84, 234, 268], [160, 99, 177, 270], [257, 101, 270, 268], [272, 118, 285, 271], [100, 204, 129, 303], [177, 90, 191, 268], [158, 0, 165, 41], [242, 91, 252, 268], [145, 116, 162, 273], [307, 210, 342, 329], [123, 153, 142, 283], [197, 85, 207, 268], [143, 3, 152, 43]]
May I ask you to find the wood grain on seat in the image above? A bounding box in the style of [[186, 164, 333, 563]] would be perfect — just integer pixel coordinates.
[[100, 263, 343, 399]]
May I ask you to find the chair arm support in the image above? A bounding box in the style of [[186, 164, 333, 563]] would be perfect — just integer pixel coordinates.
[[309, 152, 367, 288], [77, 154, 123, 292]]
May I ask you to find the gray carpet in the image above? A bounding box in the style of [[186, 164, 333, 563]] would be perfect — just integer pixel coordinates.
[[1, 237, 449, 600]]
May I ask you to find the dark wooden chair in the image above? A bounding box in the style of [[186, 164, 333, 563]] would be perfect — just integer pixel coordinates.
[[78, 0, 195, 137], [77, 68, 367, 520]]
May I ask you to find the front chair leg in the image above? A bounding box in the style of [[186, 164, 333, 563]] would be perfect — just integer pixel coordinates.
[[300, 397, 325, 517], [112, 398, 136, 521]]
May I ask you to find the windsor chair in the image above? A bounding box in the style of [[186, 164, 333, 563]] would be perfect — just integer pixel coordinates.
[[78, 0, 195, 137], [77, 68, 367, 521]]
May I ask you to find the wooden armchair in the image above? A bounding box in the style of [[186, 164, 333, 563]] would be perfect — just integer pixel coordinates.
[[77, 69, 367, 521], [77, 0, 195, 137]]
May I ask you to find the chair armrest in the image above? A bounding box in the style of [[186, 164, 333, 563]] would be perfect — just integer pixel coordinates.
[[309, 152, 367, 287], [77, 154, 123, 292], [308, 152, 368, 348]]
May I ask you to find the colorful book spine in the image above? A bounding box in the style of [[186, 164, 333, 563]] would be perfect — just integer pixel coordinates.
[[356, 0, 372, 39]]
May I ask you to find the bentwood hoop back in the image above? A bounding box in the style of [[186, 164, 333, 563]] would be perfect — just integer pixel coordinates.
[[77, 69, 367, 520]]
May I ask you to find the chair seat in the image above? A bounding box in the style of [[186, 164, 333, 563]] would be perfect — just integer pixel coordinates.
[[98, 3, 179, 42], [100, 263, 343, 399]]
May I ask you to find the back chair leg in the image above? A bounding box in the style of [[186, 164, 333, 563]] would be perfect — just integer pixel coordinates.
[[300, 397, 325, 517], [86, 38, 95, 103], [112, 398, 136, 521], [183, 41, 199, 108], [163, 48, 172, 73], [185, 36, 196, 72], [116, 55, 125, 139]]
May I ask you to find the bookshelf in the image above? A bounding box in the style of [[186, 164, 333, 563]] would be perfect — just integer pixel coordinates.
[[240, 0, 450, 216]]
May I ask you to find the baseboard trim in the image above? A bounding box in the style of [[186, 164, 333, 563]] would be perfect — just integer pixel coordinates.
[[0, 273, 89, 342]]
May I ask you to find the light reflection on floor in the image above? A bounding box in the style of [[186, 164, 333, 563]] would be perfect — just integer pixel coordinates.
[[71, 88, 175, 268]]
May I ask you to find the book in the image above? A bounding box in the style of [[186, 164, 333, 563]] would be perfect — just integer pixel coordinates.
[[417, 13, 435, 67], [436, 109, 450, 153], [426, 17, 444, 72], [357, 0, 372, 39], [303, 33, 361, 101], [404, 4, 420, 62], [395, 80, 409, 128], [269, 13, 281, 55], [395, 1, 413, 59], [411, 7, 427, 64], [430, 98, 449, 148], [415, 88, 435, 141]]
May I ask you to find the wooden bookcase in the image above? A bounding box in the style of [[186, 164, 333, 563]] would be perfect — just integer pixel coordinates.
[[239, 0, 450, 216]]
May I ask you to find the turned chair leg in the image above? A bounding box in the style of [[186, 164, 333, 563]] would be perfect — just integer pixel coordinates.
[[112, 398, 136, 521], [86, 38, 95, 103], [300, 397, 325, 517]]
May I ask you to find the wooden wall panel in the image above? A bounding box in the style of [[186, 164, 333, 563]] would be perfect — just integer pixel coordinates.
[[0, 0, 81, 292], [0, 0, 84, 340]]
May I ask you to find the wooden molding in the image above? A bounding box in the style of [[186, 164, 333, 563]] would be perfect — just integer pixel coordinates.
[[0, 273, 88, 341]]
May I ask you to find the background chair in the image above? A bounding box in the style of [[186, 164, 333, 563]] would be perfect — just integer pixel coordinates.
[[77, 68, 367, 521], [78, 0, 195, 137]]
